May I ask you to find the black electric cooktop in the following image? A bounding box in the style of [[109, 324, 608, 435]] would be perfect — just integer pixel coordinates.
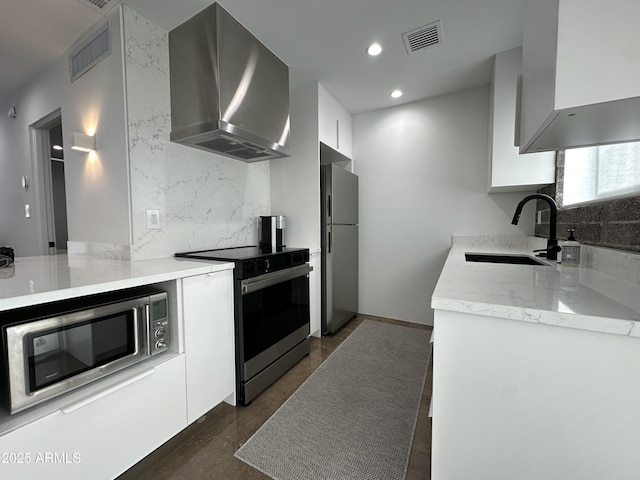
[[175, 246, 309, 278]]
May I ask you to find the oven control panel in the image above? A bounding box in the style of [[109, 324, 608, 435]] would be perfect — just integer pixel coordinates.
[[239, 249, 309, 278]]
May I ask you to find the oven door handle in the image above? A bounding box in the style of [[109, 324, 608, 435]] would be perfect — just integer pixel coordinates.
[[241, 264, 313, 295]]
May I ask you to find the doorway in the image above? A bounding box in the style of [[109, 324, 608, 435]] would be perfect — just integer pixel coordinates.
[[31, 110, 69, 255]]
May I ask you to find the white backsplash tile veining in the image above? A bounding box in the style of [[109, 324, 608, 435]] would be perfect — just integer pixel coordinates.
[[123, 7, 270, 260]]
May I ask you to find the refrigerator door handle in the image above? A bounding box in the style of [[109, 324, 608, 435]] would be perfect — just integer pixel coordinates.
[[328, 231, 331, 254], [327, 195, 331, 219]]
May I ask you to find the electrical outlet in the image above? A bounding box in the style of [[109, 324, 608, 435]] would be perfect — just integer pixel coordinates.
[[146, 209, 161, 230]]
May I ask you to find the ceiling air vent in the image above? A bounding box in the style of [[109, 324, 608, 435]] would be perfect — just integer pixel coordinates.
[[69, 23, 111, 82], [402, 20, 442, 55]]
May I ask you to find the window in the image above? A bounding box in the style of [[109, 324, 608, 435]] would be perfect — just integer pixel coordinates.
[[563, 141, 640, 206]]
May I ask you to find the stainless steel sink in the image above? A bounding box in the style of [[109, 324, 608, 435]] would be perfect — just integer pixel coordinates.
[[464, 252, 552, 266]]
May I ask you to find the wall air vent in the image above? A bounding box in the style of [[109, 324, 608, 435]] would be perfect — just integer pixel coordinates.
[[69, 23, 111, 82], [402, 20, 442, 55]]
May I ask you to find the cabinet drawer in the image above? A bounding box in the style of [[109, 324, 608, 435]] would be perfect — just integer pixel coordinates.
[[0, 355, 187, 480]]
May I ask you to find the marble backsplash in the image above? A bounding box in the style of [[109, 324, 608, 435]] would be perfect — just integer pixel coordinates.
[[67, 241, 131, 261], [122, 7, 270, 261]]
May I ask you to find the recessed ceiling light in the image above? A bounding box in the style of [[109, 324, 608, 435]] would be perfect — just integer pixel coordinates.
[[366, 43, 382, 56], [52, 145, 63, 150], [391, 89, 403, 98]]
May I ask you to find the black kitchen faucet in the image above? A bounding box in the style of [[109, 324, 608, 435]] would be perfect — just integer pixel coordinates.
[[511, 193, 560, 261]]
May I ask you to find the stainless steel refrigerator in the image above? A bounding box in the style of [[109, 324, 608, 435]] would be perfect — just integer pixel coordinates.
[[321, 161, 358, 334]]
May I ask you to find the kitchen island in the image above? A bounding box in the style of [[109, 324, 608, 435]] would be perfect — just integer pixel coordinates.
[[0, 253, 235, 480], [431, 236, 640, 480]]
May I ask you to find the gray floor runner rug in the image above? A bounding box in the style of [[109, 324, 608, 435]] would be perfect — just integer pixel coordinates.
[[235, 320, 432, 480]]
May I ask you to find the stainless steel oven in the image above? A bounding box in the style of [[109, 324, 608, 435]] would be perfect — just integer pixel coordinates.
[[238, 263, 311, 404], [1, 289, 169, 414]]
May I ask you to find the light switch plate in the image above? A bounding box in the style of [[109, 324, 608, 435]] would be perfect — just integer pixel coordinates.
[[24, 204, 30, 218], [146, 209, 161, 230]]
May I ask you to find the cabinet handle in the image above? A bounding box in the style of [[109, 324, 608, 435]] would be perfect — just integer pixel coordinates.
[[514, 73, 522, 147], [61, 368, 156, 414]]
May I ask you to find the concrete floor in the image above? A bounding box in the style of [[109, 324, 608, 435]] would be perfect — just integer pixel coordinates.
[[117, 316, 433, 480]]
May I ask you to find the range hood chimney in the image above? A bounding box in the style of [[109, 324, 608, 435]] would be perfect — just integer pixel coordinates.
[[169, 3, 290, 162]]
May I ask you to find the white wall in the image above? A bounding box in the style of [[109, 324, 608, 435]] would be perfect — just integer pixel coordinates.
[[353, 86, 536, 325], [0, 10, 130, 256], [270, 82, 321, 251], [123, 7, 271, 260]]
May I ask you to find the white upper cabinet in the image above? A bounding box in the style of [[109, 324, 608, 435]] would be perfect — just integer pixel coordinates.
[[519, 0, 640, 153], [489, 47, 555, 192], [318, 84, 353, 159]]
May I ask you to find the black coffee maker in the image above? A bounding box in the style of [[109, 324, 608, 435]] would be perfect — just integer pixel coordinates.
[[258, 216, 286, 250]]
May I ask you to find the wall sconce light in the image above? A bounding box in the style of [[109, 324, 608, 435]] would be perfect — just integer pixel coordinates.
[[71, 132, 96, 153]]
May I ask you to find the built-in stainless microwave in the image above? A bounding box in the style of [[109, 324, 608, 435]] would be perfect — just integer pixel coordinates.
[[2, 289, 169, 414]]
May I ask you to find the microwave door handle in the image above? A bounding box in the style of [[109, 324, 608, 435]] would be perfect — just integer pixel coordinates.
[[132, 307, 140, 356], [131, 306, 144, 357]]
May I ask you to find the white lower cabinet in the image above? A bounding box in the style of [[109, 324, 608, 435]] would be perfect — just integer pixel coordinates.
[[0, 355, 187, 480], [432, 309, 640, 480], [182, 270, 235, 423]]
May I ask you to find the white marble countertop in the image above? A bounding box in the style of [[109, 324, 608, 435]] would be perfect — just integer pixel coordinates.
[[431, 235, 640, 337], [0, 254, 234, 312]]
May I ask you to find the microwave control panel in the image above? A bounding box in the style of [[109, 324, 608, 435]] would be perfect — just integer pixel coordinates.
[[149, 293, 169, 355]]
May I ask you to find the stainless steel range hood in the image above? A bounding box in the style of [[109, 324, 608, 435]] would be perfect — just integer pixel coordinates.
[[168, 3, 290, 162]]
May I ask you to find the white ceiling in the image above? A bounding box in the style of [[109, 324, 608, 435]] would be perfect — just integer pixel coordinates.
[[0, 0, 526, 114]]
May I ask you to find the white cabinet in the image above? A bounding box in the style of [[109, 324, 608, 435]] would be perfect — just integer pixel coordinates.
[[182, 270, 235, 423], [318, 84, 353, 159], [432, 309, 640, 479], [488, 47, 555, 192], [308, 251, 321, 337], [519, 0, 640, 153], [0, 355, 187, 480]]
